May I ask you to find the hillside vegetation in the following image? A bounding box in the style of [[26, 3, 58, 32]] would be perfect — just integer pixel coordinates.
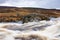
[[0, 6, 60, 23]]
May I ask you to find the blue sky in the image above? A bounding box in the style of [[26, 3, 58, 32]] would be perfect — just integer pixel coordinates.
[[0, 0, 60, 9]]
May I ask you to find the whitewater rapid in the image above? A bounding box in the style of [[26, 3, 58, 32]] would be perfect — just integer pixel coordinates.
[[0, 17, 60, 40]]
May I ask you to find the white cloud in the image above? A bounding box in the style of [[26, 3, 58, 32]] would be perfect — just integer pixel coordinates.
[[0, 3, 13, 6], [0, 0, 60, 9], [6, 0, 40, 7], [0, 0, 8, 4]]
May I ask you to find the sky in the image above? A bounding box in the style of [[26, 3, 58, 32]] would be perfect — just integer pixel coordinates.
[[0, 0, 60, 9]]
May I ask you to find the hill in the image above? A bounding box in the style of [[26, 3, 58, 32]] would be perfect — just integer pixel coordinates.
[[0, 6, 60, 23]]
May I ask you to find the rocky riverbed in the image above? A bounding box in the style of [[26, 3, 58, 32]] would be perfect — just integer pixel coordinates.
[[0, 6, 60, 40], [0, 17, 59, 40]]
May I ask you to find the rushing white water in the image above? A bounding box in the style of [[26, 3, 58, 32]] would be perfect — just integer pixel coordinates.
[[0, 17, 60, 40]]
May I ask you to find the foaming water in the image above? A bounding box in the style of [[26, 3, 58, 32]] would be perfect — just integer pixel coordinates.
[[0, 17, 60, 40]]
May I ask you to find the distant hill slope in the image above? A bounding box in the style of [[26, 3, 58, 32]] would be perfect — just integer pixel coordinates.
[[0, 6, 60, 23]]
